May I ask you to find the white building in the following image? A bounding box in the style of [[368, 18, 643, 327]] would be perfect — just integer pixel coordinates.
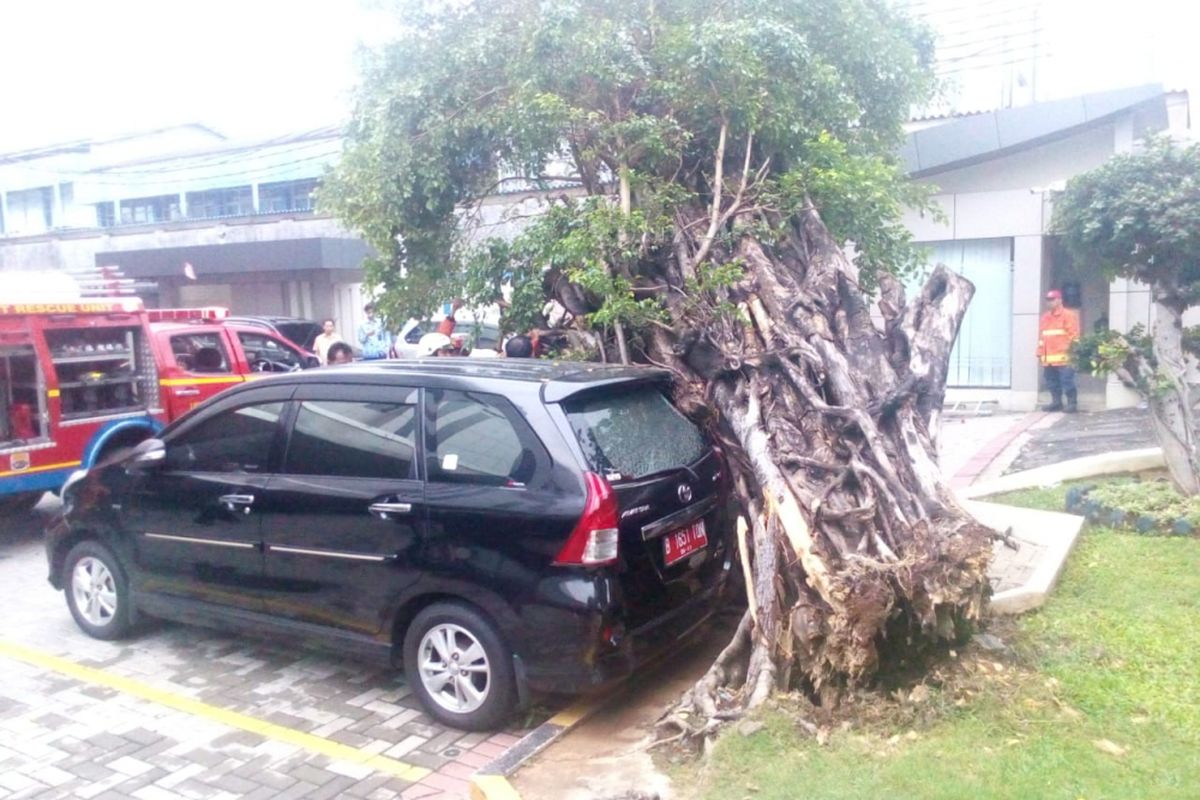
[[0, 124, 369, 335], [903, 83, 1189, 410]]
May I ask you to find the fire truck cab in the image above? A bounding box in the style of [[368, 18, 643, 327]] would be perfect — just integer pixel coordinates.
[[1, 299, 164, 514], [147, 307, 320, 420]]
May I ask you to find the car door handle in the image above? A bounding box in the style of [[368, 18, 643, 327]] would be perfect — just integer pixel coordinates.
[[369, 502, 412, 519], [219, 494, 255, 514]]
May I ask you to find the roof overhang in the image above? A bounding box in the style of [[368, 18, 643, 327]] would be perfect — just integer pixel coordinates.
[[903, 83, 1173, 178], [94, 238, 371, 279]]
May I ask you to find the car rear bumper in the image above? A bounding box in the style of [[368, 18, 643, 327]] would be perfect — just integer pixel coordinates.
[[517, 565, 730, 696]]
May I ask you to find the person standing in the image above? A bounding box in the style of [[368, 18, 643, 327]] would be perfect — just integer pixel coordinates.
[[312, 318, 343, 365], [326, 341, 355, 365], [357, 303, 392, 360], [1037, 288, 1081, 413]]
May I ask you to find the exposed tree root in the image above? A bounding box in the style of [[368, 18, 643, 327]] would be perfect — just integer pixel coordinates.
[[621, 203, 993, 744]]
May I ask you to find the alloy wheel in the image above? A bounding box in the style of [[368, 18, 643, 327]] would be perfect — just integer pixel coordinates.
[[417, 623, 491, 713], [71, 556, 118, 627]]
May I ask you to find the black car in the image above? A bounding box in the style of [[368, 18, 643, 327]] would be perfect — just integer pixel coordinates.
[[225, 316, 323, 351], [45, 360, 732, 729]]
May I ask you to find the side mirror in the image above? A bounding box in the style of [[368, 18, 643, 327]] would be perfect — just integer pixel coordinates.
[[130, 438, 166, 468], [304, 355, 321, 369]]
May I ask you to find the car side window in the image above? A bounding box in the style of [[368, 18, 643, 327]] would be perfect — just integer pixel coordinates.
[[171, 332, 230, 373], [238, 332, 303, 370], [284, 400, 417, 479], [426, 389, 544, 487], [164, 402, 285, 473]]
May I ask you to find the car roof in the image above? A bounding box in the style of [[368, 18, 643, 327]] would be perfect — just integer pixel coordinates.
[[234, 359, 671, 402], [150, 320, 297, 336], [227, 315, 315, 324]]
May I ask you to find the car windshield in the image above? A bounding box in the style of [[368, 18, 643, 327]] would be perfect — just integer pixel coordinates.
[[563, 387, 708, 479]]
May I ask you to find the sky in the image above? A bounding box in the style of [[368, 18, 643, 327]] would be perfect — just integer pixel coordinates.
[[1, 0, 1199, 153], [0, 0, 397, 152]]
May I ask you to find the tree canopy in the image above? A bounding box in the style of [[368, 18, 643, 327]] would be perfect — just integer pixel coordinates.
[[1054, 136, 1200, 494], [1053, 137, 1200, 312], [320, 0, 938, 327]]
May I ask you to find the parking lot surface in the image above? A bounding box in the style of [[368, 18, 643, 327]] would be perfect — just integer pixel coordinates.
[[0, 497, 531, 800]]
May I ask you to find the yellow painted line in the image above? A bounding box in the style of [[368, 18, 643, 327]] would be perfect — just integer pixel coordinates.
[[160, 376, 245, 387], [546, 693, 607, 728], [471, 774, 523, 800], [0, 639, 430, 782], [0, 459, 81, 478]]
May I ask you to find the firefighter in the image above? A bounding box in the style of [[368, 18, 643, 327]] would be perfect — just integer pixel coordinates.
[[1037, 288, 1081, 413]]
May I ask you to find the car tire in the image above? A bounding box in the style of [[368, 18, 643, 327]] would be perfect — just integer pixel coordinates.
[[403, 602, 517, 731], [63, 541, 133, 641]]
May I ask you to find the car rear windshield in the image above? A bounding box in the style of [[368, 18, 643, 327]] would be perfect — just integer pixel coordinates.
[[563, 386, 708, 479]]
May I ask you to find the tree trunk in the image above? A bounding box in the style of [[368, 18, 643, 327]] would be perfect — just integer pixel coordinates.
[[637, 204, 993, 736], [1147, 299, 1200, 494]]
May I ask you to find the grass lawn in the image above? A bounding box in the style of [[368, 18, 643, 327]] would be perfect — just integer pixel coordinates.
[[677, 481, 1200, 800]]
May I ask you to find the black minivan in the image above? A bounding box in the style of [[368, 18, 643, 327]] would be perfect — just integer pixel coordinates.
[[45, 360, 732, 729]]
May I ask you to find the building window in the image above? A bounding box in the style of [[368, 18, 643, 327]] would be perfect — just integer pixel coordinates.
[[95, 202, 116, 227], [120, 195, 180, 224], [186, 186, 253, 219], [4, 187, 54, 234], [258, 178, 318, 213], [917, 238, 1014, 388]]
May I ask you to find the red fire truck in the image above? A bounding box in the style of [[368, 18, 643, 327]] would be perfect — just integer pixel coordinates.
[[1, 301, 323, 515], [1, 298, 164, 514]]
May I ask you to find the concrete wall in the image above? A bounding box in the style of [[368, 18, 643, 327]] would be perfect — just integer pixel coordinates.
[[0, 214, 363, 328]]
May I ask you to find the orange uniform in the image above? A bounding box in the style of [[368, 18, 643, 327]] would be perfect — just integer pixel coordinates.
[[1037, 306, 1080, 366]]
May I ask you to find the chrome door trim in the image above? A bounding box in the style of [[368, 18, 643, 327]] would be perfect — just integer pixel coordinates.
[[267, 545, 390, 563], [143, 532, 257, 549]]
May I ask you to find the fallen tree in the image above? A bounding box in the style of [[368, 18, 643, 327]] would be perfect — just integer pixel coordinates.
[[322, 0, 995, 732]]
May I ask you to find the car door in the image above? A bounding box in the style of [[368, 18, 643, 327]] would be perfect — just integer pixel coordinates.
[[125, 384, 294, 610], [161, 330, 243, 420], [422, 388, 572, 602], [258, 383, 425, 634], [236, 331, 307, 373]]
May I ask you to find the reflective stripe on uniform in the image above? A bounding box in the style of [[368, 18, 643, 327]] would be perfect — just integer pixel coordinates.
[[1040, 328, 1066, 335], [1043, 354, 1069, 364]]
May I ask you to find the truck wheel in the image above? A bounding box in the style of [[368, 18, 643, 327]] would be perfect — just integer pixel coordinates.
[[64, 541, 133, 640], [403, 602, 516, 731], [0, 492, 42, 516]]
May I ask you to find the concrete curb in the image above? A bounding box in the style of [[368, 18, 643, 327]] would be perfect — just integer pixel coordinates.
[[963, 446, 1165, 615], [965, 499, 1085, 614], [469, 694, 609, 800], [960, 447, 1165, 500]]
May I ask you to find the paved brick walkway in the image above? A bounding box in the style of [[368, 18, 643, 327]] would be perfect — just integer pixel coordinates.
[[0, 505, 535, 800]]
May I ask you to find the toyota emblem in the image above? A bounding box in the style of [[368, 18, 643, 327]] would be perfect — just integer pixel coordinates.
[[677, 483, 693, 504]]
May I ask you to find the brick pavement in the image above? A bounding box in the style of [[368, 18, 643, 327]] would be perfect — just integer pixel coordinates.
[[0, 502, 538, 800]]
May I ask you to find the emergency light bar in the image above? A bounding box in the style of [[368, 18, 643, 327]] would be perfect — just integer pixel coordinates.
[[146, 307, 231, 322]]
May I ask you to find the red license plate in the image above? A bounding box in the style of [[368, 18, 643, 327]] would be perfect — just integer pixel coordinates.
[[663, 519, 708, 566]]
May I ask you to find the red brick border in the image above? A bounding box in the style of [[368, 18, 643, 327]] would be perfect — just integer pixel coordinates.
[[950, 412, 1048, 490]]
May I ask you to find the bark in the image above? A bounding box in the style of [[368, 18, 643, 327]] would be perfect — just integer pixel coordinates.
[[621, 201, 994, 735], [1147, 299, 1200, 494]]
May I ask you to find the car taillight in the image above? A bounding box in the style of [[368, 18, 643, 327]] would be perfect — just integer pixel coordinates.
[[553, 472, 620, 567]]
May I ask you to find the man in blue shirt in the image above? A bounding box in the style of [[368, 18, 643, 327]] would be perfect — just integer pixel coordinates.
[[356, 303, 392, 360]]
